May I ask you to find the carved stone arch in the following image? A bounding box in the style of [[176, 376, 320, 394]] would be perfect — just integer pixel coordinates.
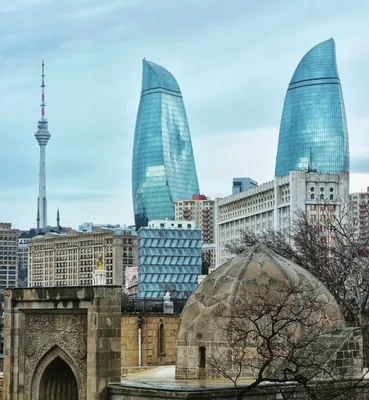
[[31, 345, 86, 400]]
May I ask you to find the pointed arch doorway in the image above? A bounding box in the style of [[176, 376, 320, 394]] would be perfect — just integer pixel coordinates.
[[39, 356, 78, 400]]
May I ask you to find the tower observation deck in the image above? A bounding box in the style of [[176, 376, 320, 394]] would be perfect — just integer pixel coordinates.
[[35, 61, 51, 229]]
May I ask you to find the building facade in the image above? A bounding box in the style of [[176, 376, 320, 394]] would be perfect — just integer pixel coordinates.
[[138, 220, 202, 298], [216, 171, 349, 266], [78, 222, 121, 232], [202, 243, 216, 271], [275, 39, 349, 177], [174, 195, 215, 244], [28, 227, 137, 287], [350, 188, 369, 243], [232, 177, 258, 194], [0, 223, 18, 290], [121, 313, 180, 368], [125, 266, 138, 296], [18, 229, 38, 287], [132, 59, 200, 230]]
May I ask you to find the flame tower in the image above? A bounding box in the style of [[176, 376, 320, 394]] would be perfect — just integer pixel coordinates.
[[275, 39, 349, 177], [35, 61, 51, 229]]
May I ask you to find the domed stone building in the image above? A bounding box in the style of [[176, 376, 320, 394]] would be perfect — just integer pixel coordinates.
[[176, 244, 361, 380]]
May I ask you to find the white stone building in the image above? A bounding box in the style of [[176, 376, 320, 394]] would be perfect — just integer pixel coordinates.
[[147, 220, 196, 229], [216, 171, 349, 266], [202, 244, 216, 271], [349, 187, 369, 242]]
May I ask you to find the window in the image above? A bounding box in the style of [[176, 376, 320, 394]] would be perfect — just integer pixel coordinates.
[[199, 346, 206, 368], [310, 187, 314, 192], [320, 194, 324, 200], [158, 320, 165, 355], [310, 194, 315, 200], [320, 187, 324, 192], [330, 194, 334, 200], [330, 187, 334, 192]]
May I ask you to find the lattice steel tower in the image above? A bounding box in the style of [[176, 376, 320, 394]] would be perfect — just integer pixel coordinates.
[[35, 61, 51, 229]]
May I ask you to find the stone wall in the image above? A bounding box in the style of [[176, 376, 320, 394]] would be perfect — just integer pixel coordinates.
[[121, 314, 180, 367], [3, 286, 121, 400], [108, 381, 369, 400]]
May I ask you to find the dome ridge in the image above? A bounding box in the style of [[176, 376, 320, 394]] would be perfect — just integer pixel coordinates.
[[178, 244, 345, 340]]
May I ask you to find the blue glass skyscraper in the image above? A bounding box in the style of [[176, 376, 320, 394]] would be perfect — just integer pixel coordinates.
[[132, 60, 200, 230], [275, 39, 349, 177]]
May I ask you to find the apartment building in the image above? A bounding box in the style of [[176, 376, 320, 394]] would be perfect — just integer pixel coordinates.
[[0, 223, 18, 290], [174, 195, 215, 244], [18, 229, 38, 287], [28, 227, 137, 287], [350, 187, 369, 242]]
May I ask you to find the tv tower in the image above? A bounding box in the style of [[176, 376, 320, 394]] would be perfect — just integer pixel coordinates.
[[35, 61, 51, 230]]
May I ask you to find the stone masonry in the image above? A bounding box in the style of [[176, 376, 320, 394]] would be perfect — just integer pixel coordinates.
[[3, 286, 121, 400], [121, 314, 179, 368]]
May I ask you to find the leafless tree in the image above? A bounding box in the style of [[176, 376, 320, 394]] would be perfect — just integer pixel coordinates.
[[207, 278, 368, 400], [225, 205, 369, 364]]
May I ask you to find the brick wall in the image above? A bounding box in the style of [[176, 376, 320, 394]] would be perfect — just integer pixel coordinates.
[[121, 314, 180, 367]]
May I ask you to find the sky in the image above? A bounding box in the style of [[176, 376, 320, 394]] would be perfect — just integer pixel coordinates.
[[1, 0, 369, 229]]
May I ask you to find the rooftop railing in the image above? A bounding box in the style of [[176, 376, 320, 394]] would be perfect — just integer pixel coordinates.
[[121, 297, 187, 314]]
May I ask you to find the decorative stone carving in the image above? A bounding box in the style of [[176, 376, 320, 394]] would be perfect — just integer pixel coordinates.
[[24, 312, 87, 400], [30, 345, 84, 400]]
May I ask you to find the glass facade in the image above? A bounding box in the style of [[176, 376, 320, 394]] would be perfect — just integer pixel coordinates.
[[138, 227, 202, 298], [275, 39, 349, 177], [132, 60, 200, 230]]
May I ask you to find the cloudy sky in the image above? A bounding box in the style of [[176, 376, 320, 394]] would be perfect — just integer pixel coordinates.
[[1, 0, 369, 229]]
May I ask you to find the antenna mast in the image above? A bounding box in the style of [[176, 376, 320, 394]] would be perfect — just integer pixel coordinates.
[[41, 60, 46, 120]]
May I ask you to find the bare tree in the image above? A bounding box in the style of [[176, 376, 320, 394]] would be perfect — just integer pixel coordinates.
[[225, 205, 369, 364], [207, 278, 367, 400]]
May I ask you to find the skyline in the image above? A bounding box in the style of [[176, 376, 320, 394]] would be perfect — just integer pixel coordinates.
[[1, 0, 369, 229]]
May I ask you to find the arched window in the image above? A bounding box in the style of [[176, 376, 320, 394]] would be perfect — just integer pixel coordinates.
[[320, 194, 324, 200], [330, 194, 334, 200], [158, 320, 165, 356], [311, 194, 315, 200], [199, 346, 206, 368], [39, 356, 78, 400]]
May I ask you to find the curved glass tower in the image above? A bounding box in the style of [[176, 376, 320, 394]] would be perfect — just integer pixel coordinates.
[[275, 39, 349, 177], [132, 60, 200, 230]]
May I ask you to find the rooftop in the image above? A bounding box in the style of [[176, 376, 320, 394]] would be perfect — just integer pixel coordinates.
[[117, 365, 255, 391]]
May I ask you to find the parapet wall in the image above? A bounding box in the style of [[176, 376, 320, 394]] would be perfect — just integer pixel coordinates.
[[121, 314, 180, 368]]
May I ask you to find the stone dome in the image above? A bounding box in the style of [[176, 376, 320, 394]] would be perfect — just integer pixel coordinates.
[[176, 244, 346, 379]]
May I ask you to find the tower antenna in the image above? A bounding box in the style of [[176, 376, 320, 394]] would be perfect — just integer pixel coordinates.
[[41, 60, 45, 120]]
